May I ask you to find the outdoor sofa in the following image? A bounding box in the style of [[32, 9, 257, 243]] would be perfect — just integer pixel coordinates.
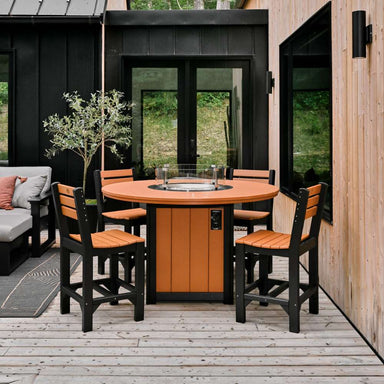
[[0, 166, 55, 275]]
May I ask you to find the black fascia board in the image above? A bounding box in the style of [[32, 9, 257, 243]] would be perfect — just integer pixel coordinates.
[[0, 15, 102, 25], [105, 9, 268, 27]]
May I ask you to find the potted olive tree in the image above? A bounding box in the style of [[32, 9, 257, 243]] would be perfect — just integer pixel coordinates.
[[43, 90, 132, 230]]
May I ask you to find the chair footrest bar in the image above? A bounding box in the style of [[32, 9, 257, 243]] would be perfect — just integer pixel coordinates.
[[299, 285, 317, 305], [299, 282, 310, 291], [92, 292, 136, 305], [93, 282, 115, 297], [62, 286, 83, 304], [244, 293, 288, 307], [68, 281, 83, 290], [244, 279, 260, 293], [116, 278, 135, 292], [267, 278, 287, 288], [269, 281, 289, 297]]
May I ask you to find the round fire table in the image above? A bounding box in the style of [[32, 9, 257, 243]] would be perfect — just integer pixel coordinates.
[[103, 179, 279, 304]]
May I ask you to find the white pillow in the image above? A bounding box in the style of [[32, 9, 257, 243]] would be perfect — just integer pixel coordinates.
[[12, 175, 47, 210]]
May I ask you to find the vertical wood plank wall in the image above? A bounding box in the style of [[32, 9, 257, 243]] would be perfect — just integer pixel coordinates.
[[244, 0, 384, 356]]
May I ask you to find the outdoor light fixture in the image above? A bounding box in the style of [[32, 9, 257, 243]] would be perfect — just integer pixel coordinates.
[[266, 71, 275, 94], [352, 10, 372, 58]]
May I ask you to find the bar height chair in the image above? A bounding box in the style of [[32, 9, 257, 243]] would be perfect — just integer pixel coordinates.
[[235, 183, 327, 333], [51, 182, 145, 332], [228, 168, 276, 282], [94, 169, 146, 280]]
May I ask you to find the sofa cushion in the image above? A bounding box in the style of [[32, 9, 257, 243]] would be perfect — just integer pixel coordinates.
[[12, 175, 47, 210], [0, 215, 32, 242], [0, 166, 52, 196], [0, 206, 48, 217], [0, 176, 17, 210]]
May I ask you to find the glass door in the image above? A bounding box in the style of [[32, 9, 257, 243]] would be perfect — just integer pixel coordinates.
[[126, 59, 249, 176], [193, 66, 244, 168], [130, 66, 180, 176]]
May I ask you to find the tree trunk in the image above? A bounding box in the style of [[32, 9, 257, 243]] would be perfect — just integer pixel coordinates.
[[216, 0, 230, 9], [194, 0, 204, 10]]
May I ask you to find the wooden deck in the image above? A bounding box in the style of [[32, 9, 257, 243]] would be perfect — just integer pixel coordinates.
[[0, 230, 383, 383]]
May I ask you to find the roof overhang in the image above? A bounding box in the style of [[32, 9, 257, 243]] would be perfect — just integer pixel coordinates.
[[0, 15, 101, 24], [105, 9, 268, 27]]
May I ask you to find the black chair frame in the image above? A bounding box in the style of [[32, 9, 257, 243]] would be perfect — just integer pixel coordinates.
[[94, 169, 146, 280], [52, 182, 144, 332], [236, 182, 327, 333], [227, 168, 276, 282]]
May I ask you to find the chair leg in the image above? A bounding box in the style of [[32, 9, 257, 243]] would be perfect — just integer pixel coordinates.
[[134, 224, 140, 237], [134, 243, 144, 322], [288, 254, 300, 333], [259, 255, 269, 307], [109, 255, 119, 305], [309, 246, 319, 314], [60, 247, 70, 314], [82, 255, 94, 333], [245, 255, 257, 284], [124, 224, 132, 234], [98, 255, 107, 275], [235, 244, 246, 323]]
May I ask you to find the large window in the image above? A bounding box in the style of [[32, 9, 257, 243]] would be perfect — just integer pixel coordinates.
[[0, 53, 11, 165], [280, 3, 332, 221]]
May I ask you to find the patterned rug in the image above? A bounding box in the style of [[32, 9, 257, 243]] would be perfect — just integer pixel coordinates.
[[0, 249, 81, 317]]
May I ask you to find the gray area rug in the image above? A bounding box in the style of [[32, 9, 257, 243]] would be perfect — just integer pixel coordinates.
[[0, 249, 81, 317]]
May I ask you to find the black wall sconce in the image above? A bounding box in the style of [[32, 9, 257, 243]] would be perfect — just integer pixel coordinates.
[[266, 71, 275, 94], [352, 10, 373, 58]]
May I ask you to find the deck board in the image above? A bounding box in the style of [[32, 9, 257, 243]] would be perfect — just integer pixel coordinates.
[[0, 229, 383, 383]]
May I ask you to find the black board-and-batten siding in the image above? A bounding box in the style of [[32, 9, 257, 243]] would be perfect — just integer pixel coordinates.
[[0, 23, 101, 195], [0, 8, 268, 196], [105, 10, 269, 171]]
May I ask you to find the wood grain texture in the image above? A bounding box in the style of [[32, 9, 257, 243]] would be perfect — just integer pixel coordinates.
[[190, 209, 209, 292], [1, 228, 383, 382], [102, 180, 279, 205], [244, 0, 384, 358], [156, 208, 172, 292]]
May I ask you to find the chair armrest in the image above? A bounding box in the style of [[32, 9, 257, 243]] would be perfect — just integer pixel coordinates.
[[29, 192, 52, 218], [28, 191, 51, 204]]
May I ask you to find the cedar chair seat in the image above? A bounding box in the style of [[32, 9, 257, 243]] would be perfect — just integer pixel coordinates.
[[70, 229, 145, 249], [233, 209, 270, 221], [102, 208, 146, 221], [236, 229, 309, 249]]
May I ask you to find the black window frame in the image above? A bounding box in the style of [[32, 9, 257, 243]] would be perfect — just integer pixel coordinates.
[[0, 49, 15, 166], [279, 2, 333, 223]]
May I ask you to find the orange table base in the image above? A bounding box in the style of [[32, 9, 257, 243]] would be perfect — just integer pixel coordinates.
[[156, 207, 224, 294], [146, 204, 234, 303]]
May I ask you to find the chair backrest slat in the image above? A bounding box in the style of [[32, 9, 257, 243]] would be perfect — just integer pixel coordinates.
[[289, 183, 328, 249], [308, 184, 321, 197], [57, 184, 77, 220], [102, 177, 133, 186], [307, 195, 320, 209], [305, 206, 317, 220], [100, 169, 134, 187], [60, 194, 76, 209], [233, 177, 269, 184], [61, 205, 78, 220], [232, 169, 270, 180], [52, 182, 93, 249], [305, 186, 322, 219], [58, 184, 75, 196]]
